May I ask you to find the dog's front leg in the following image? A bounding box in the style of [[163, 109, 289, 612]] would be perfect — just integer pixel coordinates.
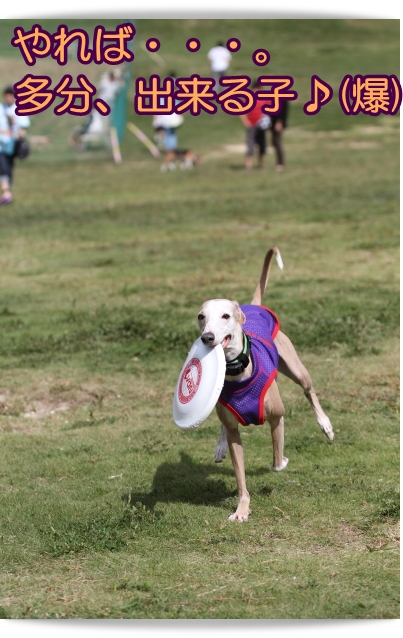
[[226, 425, 251, 521], [216, 403, 250, 521]]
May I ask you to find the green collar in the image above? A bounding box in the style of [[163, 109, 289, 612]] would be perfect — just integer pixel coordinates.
[[225, 332, 251, 376]]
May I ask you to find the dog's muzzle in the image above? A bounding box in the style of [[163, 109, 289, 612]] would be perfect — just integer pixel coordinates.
[[201, 332, 215, 345]]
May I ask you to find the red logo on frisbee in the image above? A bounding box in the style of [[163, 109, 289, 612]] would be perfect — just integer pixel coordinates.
[[178, 358, 202, 404]]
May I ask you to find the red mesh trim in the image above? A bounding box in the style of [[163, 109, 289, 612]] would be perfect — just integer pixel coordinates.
[[217, 398, 249, 426], [258, 369, 278, 424], [259, 305, 280, 339]]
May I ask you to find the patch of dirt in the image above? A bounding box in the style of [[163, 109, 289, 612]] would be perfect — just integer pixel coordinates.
[[223, 144, 246, 154], [306, 544, 328, 554], [203, 143, 246, 162], [330, 141, 379, 150], [355, 125, 392, 135], [348, 373, 399, 413], [295, 522, 368, 555], [385, 521, 400, 546], [334, 521, 366, 552], [0, 380, 115, 432], [349, 141, 379, 149]]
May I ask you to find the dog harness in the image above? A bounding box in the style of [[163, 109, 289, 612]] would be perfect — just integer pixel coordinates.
[[218, 304, 280, 426]]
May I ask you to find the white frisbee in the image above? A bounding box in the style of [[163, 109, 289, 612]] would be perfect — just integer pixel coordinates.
[[173, 337, 226, 430]]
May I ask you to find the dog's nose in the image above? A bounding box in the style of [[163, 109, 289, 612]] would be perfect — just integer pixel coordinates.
[[201, 332, 215, 345]]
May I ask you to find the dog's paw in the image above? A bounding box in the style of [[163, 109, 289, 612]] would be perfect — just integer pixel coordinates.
[[228, 509, 251, 522], [270, 457, 289, 472], [214, 443, 228, 463], [318, 416, 334, 441]]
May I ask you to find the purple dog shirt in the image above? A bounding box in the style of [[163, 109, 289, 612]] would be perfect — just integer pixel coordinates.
[[218, 305, 280, 426]]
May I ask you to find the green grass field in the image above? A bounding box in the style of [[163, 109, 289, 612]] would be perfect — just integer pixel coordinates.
[[0, 19, 400, 619]]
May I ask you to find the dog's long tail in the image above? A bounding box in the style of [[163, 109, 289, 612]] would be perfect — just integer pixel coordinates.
[[251, 247, 283, 305]]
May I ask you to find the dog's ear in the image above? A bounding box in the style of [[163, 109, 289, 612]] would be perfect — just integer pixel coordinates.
[[232, 301, 246, 325]]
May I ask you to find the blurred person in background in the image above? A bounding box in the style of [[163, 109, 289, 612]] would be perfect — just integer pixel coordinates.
[[207, 41, 232, 88], [69, 69, 123, 150], [239, 80, 272, 170], [0, 85, 30, 205], [153, 112, 184, 155], [152, 72, 184, 153], [270, 100, 288, 172]]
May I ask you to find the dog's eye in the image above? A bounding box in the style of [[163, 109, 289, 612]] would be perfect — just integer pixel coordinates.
[[222, 314, 230, 320], [198, 314, 205, 321]]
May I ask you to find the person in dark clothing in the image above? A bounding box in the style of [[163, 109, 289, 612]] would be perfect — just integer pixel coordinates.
[[270, 100, 288, 171], [239, 80, 272, 170]]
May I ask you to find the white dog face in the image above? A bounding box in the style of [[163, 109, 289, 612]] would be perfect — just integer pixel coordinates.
[[197, 299, 246, 357]]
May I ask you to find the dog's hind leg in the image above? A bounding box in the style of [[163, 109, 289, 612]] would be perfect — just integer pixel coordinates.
[[264, 381, 289, 471], [268, 415, 289, 471], [274, 330, 334, 441], [214, 423, 228, 462]]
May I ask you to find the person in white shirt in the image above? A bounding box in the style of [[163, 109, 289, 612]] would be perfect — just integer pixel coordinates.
[[0, 85, 30, 205], [151, 72, 184, 151], [207, 41, 232, 88], [69, 69, 123, 149]]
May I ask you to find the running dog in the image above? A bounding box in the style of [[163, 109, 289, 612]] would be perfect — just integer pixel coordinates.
[[160, 149, 199, 172], [197, 247, 334, 522]]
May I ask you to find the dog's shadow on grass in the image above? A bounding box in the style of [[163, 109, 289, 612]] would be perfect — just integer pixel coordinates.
[[123, 451, 268, 512]]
